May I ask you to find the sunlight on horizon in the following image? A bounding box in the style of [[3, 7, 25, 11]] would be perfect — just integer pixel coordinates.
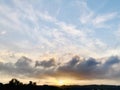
[[58, 80, 65, 86]]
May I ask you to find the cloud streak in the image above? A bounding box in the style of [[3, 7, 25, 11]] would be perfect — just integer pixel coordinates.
[[0, 0, 111, 59]]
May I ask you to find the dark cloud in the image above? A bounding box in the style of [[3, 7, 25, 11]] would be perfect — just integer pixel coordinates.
[[0, 56, 35, 77], [0, 55, 120, 80], [57, 56, 120, 79], [58, 56, 80, 72], [15, 56, 32, 68], [35, 58, 56, 68], [15, 56, 35, 76], [76, 57, 100, 75], [57, 57, 101, 79], [67, 56, 80, 66], [0, 62, 15, 74], [104, 56, 120, 66]]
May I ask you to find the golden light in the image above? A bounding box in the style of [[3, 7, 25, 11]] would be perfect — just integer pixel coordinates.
[[44, 78, 71, 86], [58, 80, 65, 85]]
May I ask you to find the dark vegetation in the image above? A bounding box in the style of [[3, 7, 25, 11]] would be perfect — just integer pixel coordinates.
[[0, 78, 120, 90]]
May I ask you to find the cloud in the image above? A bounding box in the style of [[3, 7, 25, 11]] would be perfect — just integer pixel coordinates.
[[57, 56, 120, 80], [77, 0, 118, 29], [92, 12, 117, 27], [0, 31, 6, 35], [0, 55, 120, 81], [75, 0, 94, 25], [0, 61, 15, 74], [57, 56, 100, 79], [15, 56, 32, 69], [104, 56, 119, 66], [0, 56, 35, 77], [0, 0, 109, 58], [35, 58, 56, 68]]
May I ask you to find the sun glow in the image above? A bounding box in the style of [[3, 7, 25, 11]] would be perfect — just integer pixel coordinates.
[[58, 80, 65, 85], [46, 78, 71, 86]]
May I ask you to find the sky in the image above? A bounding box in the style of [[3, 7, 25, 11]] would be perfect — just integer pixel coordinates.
[[0, 0, 120, 85]]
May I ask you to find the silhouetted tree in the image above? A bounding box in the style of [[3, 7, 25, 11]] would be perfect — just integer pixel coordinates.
[[0, 82, 3, 86], [8, 78, 23, 86], [28, 81, 36, 86]]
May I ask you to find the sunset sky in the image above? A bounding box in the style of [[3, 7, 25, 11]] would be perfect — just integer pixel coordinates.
[[0, 0, 120, 85]]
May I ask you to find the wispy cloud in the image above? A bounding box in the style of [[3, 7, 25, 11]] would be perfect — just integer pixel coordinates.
[[0, 0, 108, 59], [0, 31, 6, 35], [92, 12, 117, 27]]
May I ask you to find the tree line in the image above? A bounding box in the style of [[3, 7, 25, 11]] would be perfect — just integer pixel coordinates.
[[0, 78, 120, 90]]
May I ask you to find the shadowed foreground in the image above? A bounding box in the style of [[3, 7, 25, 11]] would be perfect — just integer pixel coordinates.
[[0, 79, 120, 90]]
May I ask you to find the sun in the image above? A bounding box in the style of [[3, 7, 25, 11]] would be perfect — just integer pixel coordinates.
[[52, 78, 70, 86], [58, 80, 65, 85]]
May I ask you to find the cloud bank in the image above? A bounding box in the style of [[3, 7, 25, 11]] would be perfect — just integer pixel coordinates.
[[0, 55, 120, 81]]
